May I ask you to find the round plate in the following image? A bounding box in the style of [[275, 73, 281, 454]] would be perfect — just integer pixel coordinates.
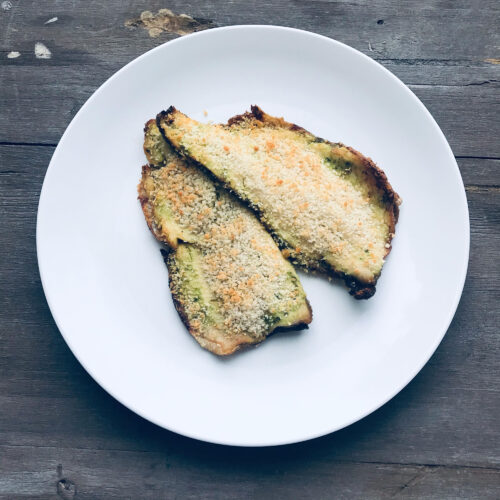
[[37, 26, 469, 446]]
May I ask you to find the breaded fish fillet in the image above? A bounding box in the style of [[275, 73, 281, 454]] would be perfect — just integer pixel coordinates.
[[157, 106, 401, 298], [138, 120, 312, 355]]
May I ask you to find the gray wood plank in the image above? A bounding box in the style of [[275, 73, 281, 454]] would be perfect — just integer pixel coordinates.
[[0, 1, 499, 155], [460, 158, 500, 186], [1, 0, 498, 61], [0, 145, 499, 474], [1, 445, 499, 500], [0, 65, 497, 157]]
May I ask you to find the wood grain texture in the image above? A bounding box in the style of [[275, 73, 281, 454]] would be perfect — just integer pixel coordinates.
[[0, 0, 499, 155], [1, 445, 499, 500], [1, 0, 499, 498]]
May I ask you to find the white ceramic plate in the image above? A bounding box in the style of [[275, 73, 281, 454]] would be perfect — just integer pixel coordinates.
[[37, 26, 469, 446]]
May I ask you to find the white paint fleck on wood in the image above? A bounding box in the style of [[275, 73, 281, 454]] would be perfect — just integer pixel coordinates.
[[7, 50, 20, 58], [34, 42, 52, 59], [44, 16, 58, 24]]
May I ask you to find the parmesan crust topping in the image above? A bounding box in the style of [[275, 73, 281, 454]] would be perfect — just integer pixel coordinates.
[[140, 123, 310, 344], [161, 109, 400, 285]]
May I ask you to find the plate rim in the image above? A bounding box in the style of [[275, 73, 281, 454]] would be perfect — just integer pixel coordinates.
[[36, 24, 470, 447]]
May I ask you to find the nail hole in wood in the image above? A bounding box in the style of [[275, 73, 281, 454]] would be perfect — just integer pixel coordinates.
[[57, 478, 77, 499]]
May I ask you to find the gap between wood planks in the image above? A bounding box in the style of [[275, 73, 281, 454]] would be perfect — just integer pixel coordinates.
[[0, 141, 58, 147], [0, 143, 498, 191], [0, 443, 498, 472], [466, 185, 500, 193], [1, 142, 500, 161], [409, 81, 498, 89], [456, 155, 500, 160], [373, 58, 500, 67]]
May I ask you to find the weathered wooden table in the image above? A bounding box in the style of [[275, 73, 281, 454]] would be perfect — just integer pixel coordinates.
[[1, 1, 499, 498]]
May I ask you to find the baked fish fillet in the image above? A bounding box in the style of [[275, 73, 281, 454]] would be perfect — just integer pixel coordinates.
[[138, 120, 312, 355], [157, 106, 401, 298]]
